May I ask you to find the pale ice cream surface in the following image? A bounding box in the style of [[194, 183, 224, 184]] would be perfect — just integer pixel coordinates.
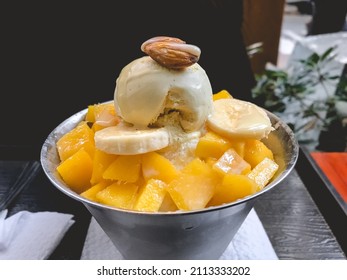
[[114, 56, 213, 132]]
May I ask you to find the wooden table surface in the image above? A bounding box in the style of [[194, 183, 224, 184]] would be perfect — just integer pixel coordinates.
[[0, 152, 346, 260], [255, 168, 345, 260]]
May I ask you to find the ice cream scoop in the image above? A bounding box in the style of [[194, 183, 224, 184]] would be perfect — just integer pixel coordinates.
[[114, 36, 213, 132], [96, 36, 213, 155]]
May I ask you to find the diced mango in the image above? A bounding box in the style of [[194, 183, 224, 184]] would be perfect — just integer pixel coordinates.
[[90, 149, 118, 185], [133, 179, 167, 212], [80, 180, 110, 201], [248, 157, 279, 189], [208, 174, 259, 206], [159, 193, 179, 212], [195, 131, 232, 159], [91, 122, 106, 132], [103, 155, 142, 183], [94, 102, 116, 119], [213, 148, 251, 176], [86, 102, 119, 128], [55, 97, 284, 213], [142, 152, 179, 183], [167, 158, 220, 211], [229, 140, 246, 158], [213, 89, 233, 101], [96, 181, 139, 209], [85, 105, 96, 123], [244, 139, 274, 168], [205, 157, 218, 167], [56, 148, 93, 193], [56, 121, 95, 161]]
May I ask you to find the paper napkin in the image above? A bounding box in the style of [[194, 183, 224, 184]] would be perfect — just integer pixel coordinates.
[[81, 208, 278, 260], [0, 209, 74, 260]]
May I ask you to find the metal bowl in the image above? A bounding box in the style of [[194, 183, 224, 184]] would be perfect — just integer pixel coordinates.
[[40, 106, 298, 259]]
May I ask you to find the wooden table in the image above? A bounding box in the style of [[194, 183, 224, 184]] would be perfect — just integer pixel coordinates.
[[294, 147, 347, 257], [255, 168, 345, 259], [0, 151, 346, 260]]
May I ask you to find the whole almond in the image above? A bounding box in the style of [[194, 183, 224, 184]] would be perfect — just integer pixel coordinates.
[[141, 36, 201, 70]]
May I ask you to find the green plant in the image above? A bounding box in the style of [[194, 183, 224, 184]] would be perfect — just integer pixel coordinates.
[[251, 46, 347, 150]]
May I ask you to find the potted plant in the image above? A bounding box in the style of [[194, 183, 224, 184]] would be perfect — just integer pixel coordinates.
[[251, 46, 347, 151]]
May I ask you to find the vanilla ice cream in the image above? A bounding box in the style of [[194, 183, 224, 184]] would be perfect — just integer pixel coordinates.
[[114, 56, 213, 132]]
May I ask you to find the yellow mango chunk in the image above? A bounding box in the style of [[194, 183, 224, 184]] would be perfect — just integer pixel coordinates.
[[94, 102, 116, 119], [208, 174, 259, 206], [167, 158, 220, 211], [248, 157, 279, 189], [142, 152, 179, 183], [195, 131, 232, 159], [133, 179, 167, 212], [96, 182, 139, 209], [91, 122, 106, 132], [56, 148, 93, 193], [103, 155, 142, 183], [85, 105, 96, 123], [80, 180, 110, 201], [85, 102, 119, 127], [244, 139, 274, 168], [159, 193, 178, 212], [229, 140, 246, 158], [90, 149, 118, 185], [213, 89, 233, 101], [205, 157, 218, 167], [56, 122, 95, 161], [213, 148, 251, 176]]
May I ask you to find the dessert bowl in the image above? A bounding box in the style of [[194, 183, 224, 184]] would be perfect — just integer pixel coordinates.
[[40, 105, 298, 260]]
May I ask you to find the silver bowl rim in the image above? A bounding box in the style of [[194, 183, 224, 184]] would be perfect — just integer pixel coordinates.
[[40, 106, 299, 217]]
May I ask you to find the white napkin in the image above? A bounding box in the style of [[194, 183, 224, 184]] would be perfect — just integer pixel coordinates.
[[0, 209, 75, 260], [81, 208, 278, 260]]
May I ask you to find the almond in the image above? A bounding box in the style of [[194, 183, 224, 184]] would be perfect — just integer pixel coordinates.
[[141, 36, 201, 70]]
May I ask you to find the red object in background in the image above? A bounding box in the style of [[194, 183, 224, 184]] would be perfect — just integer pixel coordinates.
[[311, 152, 347, 203]]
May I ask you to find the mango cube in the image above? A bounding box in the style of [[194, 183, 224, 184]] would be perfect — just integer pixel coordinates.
[[208, 174, 259, 206], [213, 89, 233, 101], [56, 148, 93, 193], [248, 157, 279, 189], [56, 122, 95, 161], [244, 139, 274, 168], [103, 155, 142, 183], [85, 105, 96, 123], [133, 179, 167, 212], [91, 122, 106, 132], [96, 182, 139, 209], [80, 180, 110, 201], [213, 148, 251, 176], [159, 193, 179, 212], [90, 149, 118, 185], [167, 158, 220, 211], [195, 131, 232, 159], [142, 152, 179, 183], [85, 102, 119, 127], [229, 140, 246, 158]]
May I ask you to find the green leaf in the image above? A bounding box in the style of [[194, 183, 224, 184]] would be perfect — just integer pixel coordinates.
[[306, 53, 320, 67], [319, 46, 337, 62], [327, 75, 340, 80]]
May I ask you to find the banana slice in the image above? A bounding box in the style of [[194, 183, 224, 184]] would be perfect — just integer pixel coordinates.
[[95, 123, 170, 155], [207, 98, 273, 139]]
